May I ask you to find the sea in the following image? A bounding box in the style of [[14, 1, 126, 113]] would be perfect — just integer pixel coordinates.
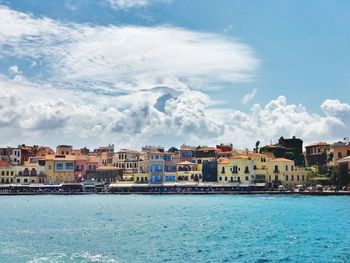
[[0, 194, 349, 263]]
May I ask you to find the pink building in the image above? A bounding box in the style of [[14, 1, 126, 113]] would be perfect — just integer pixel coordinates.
[[74, 155, 99, 182]]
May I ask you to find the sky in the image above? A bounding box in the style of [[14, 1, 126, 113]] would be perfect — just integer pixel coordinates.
[[0, 0, 349, 150]]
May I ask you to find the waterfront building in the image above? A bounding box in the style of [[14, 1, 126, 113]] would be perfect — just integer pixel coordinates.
[[179, 145, 196, 162], [194, 147, 217, 172], [267, 158, 308, 189], [112, 149, 141, 176], [248, 153, 270, 183], [139, 158, 164, 184], [93, 166, 120, 183], [338, 156, 350, 171], [327, 140, 350, 166], [217, 155, 255, 185], [0, 147, 21, 165], [305, 142, 330, 167], [133, 172, 150, 183], [16, 157, 47, 184], [45, 155, 76, 184], [75, 155, 99, 182], [176, 161, 202, 183], [0, 160, 20, 184]]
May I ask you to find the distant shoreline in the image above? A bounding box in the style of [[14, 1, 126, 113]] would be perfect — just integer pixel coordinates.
[[1, 191, 349, 196]]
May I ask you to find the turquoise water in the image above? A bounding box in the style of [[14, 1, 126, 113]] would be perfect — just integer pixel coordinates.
[[0, 195, 349, 263]]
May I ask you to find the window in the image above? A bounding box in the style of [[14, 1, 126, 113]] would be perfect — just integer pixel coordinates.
[[286, 165, 288, 171], [197, 159, 202, 164], [232, 166, 238, 173], [6, 171, 9, 176], [24, 179, 28, 183], [253, 165, 257, 170], [245, 176, 249, 181], [237, 177, 241, 183], [286, 175, 288, 181], [302, 175, 305, 181], [274, 165, 279, 173], [16, 178, 20, 183], [219, 177, 222, 181], [274, 175, 278, 181], [291, 175, 294, 181], [338, 152, 342, 158], [269, 175, 271, 182], [244, 166, 249, 173], [65, 163, 74, 170], [1, 171, 4, 176], [225, 177, 227, 181], [297, 175, 300, 181], [221, 167, 225, 174], [10, 171, 14, 176], [230, 177, 233, 182], [56, 163, 63, 170], [291, 165, 294, 171]]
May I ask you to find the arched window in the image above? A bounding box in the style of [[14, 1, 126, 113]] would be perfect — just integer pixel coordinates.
[[31, 168, 37, 176]]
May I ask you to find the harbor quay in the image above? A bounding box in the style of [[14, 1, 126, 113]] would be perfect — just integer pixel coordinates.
[[1, 136, 350, 194]]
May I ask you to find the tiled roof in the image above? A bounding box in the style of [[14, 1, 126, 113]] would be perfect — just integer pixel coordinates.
[[271, 158, 293, 162], [230, 155, 250, 160], [217, 158, 229, 164], [0, 160, 10, 167], [306, 142, 330, 147]]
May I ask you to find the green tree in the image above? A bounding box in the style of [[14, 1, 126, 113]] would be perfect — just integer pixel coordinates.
[[331, 164, 350, 189], [167, 147, 179, 153], [284, 152, 295, 161]]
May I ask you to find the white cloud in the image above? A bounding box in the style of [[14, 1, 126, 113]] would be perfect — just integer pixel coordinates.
[[0, 6, 349, 150], [240, 88, 257, 105], [1, 75, 350, 150], [0, 5, 258, 92], [104, 0, 170, 10]]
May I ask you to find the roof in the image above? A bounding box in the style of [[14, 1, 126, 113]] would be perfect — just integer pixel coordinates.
[[0, 160, 10, 167], [306, 142, 330, 147], [230, 155, 250, 160], [271, 158, 294, 162], [338, 156, 350, 163], [96, 166, 120, 171], [176, 161, 195, 166], [45, 155, 76, 161], [217, 158, 229, 164], [195, 147, 217, 152], [331, 141, 350, 147]]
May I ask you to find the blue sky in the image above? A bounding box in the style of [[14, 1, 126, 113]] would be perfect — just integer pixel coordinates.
[[0, 0, 349, 149]]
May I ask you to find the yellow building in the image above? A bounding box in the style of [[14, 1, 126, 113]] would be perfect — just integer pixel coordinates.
[[133, 173, 150, 184], [0, 160, 19, 184], [45, 155, 76, 184], [176, 161, 202, 183], [267, 158, 308, 188], [328, 141, 350, 166], [248, 153, 270, 183], [217, 155, 255, 185]]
